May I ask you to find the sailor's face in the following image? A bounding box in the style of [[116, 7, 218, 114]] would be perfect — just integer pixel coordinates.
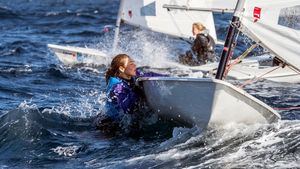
[[192, 26, 199, 36], [192, 26, 196, 36], [123, 58, 136, 77]]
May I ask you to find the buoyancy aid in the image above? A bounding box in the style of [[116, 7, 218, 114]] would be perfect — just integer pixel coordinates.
[[105, 76, 140, 120]]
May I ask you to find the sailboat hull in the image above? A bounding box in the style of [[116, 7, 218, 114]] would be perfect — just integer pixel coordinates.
[[139, 77, 280, 128], [48, 44, 108, 65]]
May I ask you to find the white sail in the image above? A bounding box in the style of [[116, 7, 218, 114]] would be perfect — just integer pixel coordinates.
[[121, 0, 217, 41], [208, 0, 237, 10], [239, 0, 300, 71]]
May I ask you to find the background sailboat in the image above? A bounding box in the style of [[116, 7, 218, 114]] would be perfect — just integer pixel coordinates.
[[48, 0, 223, 63], [48, 0, 300, 83]]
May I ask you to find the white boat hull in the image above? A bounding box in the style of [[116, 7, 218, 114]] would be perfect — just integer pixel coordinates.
[[139, 77, 280, 128], [47, 44, 109, 65]]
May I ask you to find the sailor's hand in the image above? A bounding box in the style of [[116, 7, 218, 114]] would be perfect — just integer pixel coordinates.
[[135, 77, 143, 87]]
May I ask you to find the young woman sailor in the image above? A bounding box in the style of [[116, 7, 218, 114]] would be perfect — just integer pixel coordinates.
[[95, 54, 165, 135]]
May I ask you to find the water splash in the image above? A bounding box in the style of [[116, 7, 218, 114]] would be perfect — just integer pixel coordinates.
[[89, 27, 185, 68], [52, 89, 106, 118]]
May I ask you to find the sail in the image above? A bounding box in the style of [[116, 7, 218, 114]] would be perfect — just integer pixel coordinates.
[[208, 0, 236, 10], [239, 0, 300, 71], [120, 0, 217, 41]]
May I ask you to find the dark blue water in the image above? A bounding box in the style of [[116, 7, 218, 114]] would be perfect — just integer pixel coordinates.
[[0, 0, 300, 168]]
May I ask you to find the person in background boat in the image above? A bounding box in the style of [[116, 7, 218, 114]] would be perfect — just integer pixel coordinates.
[[95, 54, 165, 136], [179, 22, 216, 66]]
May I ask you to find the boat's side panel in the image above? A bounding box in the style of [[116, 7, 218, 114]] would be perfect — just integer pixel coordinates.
[[210, 82, 275, 124], [142, 79, 215, 128], [140, 77, 280, 128], [51, 49, 78, 65]]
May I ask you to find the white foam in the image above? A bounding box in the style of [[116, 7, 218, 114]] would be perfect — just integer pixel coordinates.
[[18, 99, 37, 110], [51, 145, 80, 157]]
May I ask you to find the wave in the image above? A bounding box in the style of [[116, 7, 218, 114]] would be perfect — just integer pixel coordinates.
[[0, 105, 94, 162], [0, 40, 42, 57], [0, 85, 33, 98], [47, 66, 68, 79], [93, 121, 300, 168], [0, 66, 32, 75], [0, 6, 19, 19], [68, 30, 103, 37], [0, 99, 179, 168]]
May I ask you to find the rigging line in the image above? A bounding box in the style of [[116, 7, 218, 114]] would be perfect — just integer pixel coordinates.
[[184, 9, 195, 22], [168, 0, 202, 37], [168, 11, 185, 37], [183, 1, 213, 31], [238, 66, 281, 89], [164, 2, 188, 38], [226, 43, 258, 73], [183, 3, 197, 24], [237, 43, 259, 61]]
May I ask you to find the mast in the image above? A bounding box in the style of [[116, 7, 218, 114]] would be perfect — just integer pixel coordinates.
[[112, 0, 125, 52], [215, 0, 245, 79]]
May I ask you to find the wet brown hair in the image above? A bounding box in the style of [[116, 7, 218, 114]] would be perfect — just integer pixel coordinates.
[[105, 54, 130, 84]]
